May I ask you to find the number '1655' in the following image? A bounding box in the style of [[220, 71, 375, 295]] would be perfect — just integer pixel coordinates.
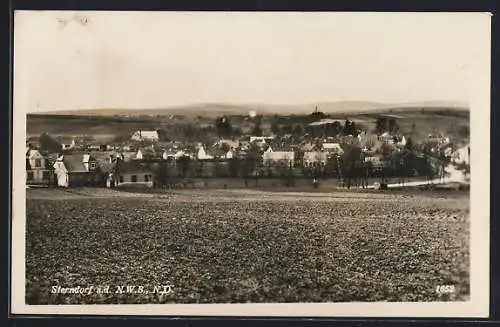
[[436, 285, 455, 294]]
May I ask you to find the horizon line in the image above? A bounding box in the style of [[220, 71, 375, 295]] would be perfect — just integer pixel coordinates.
[[27, 100, 470, 114]]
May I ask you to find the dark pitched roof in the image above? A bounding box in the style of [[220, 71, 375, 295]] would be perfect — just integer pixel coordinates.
[[62, 154, 96, 173], [63, 156, 87, 172], [116, 161, 153, 174], [138, 147, 156, 155]]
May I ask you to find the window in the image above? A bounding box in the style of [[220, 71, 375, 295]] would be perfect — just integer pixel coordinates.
[[119, 176, 124, 183], [34, 159, 42, 168], [144, 174, 150, 182], [43, 171, 50, 180], [27, 172, 34, 181], [131, 175, 137, 182]]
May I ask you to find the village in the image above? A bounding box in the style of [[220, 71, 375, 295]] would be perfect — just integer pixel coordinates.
[[25, 110, 470, 191]]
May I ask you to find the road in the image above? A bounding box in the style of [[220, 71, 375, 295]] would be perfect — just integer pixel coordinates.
[[366, 162, 469, 189]]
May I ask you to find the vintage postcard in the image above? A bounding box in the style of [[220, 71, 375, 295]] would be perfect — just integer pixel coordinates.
[[11, 11, 490, 317]]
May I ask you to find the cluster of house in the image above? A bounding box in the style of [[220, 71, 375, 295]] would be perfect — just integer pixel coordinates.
[[26, 147, 157, 189], [26, 128, 456, 188]]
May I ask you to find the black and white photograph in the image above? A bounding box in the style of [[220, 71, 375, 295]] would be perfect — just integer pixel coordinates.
[[11, 11, 490, 317]]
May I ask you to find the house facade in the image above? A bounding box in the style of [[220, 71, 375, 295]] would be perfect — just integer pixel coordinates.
[[52, 154, 100, 187], [197, 146, 214, 160], [250, 136, 274, 143], [322, 143, 344, 155], [303, 151, 328, 166], [131, 130, 159, 142], [263, 151, 295, 167], [108, 161, 154, 188], [57, 138, 76, 151], [364, 155, 388, 170], [26, 149, 52, 186], [378, 132, 395, 144]]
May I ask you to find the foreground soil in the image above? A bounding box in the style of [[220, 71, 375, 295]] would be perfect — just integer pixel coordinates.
[[25, 189, 469, 304]]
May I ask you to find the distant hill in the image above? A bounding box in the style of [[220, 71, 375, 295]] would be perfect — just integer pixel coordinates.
[[33, 101, 468, 117], [27, 101, 470, 144]]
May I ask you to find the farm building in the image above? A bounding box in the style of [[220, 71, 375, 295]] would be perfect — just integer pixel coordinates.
[[108, 161, 154, 188], [52, 153, 101, 187], [135, 148, 158, 161], [364, 156, 388, 170], [453, 144, 470, 165], [358, 132, 378, 149], [378, 132, 395, 144], [26, 148, 52, 186], [322, 143, 344, 155], [55, 137, 77, 150], [341, 135, 360, 146], [213, 139, 239, 149], [197, 146, 214, 160], [263, 150, 295, 167], [301, 142, 318, 152], [131, 130, 159, 142], [250, 136, 274, 143], [224, 149, 235, 159], [303, 151, 328, 166], [162, 150, 176, 160], [427, 134, 451, 145]]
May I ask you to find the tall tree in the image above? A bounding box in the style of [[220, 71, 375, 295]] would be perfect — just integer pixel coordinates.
[[154, 161, 169, 188], [252, 123, 263, 137], [375, 117, 388, 135], [228, 158, 241, 178], [292, 124, 304, 138], [310, 106, 327, 119], [281, 124, 293, 135], [404, 137, 415, 152], [340, 144, 362, 188], [215, 117, 233, 137], [39, 133, 62, 153], [271, 122, 281, 136], [176, 155, 191, 179], [343, 119, 359, 136], [410, 122, 417, 135], [156, 129, 170, 142], [219, 142, 231, 154], [388, 118, 399, 133], [332, 121, 342, 136], [294, 148, 304, 168], [241, 143, 262, 187], [343, 119, 352, 136]]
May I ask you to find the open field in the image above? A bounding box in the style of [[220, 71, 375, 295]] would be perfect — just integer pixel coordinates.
[[25, 189, 469, 304]]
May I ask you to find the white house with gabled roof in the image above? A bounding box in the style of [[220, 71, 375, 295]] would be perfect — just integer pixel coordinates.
[[131, 130, 159, 142], [197, 146, 214, 160]]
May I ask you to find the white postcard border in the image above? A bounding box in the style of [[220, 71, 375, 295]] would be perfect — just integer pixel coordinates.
[[11, 11, 491, 317]]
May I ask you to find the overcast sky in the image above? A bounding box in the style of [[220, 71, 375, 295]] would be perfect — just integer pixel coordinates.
[[14, 11, 490, 113]]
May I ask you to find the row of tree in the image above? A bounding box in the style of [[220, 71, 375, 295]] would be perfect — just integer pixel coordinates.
[[151, 140, 451, 189]]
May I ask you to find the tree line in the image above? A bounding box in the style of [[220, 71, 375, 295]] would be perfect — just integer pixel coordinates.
[[150, 139, 452, 189]]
